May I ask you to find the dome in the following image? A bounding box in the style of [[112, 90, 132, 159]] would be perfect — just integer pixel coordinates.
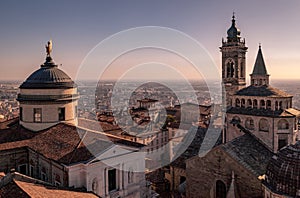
[[265, 141, 300, 197], [227, 15, 241, 41], [20, 56, 76, 89]]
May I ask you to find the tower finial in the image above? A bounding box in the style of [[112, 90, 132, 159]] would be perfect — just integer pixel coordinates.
[[259, 43, 261, 49], [232, 11, 235, 19], [45, 40, 52, 57]]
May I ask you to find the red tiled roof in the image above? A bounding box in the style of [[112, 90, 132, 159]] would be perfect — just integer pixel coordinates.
[[0, 119, 144, 165]]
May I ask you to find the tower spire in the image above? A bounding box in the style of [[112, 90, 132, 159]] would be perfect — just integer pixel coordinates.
[[227, 12, 241, 42], [250, 44, 270, 86]]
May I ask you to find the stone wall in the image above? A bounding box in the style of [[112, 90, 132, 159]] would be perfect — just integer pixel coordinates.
[[186, 147, 263, 198]]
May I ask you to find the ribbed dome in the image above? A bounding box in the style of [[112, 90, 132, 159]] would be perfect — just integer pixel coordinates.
[[20, 56, 76, 89], [265, 142, 300, 197]]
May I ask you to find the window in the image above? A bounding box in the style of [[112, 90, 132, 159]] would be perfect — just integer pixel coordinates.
[[247, 99, 252, 108], [128, 168, 134, 184], [226, 60, 235, 78], [278, 119, 289, 130], [260, 100, 266, 109], [108, 169, 117, 192], [18, 164, 27, 175], [29, 165, 34, 177], [253, 100, 258, 109], [58, 107, 65, 121], [19, 107, 23, 121], [245, 118, 254, 130], [279, 101, 283, 110], [267, 100, 271, 109], [54, 174, 61, 186], [216, 180, 226, 198], [180, 176, 186, 184], [34, 108, 42, 122], [41, 167, 47, 181], [278, 138, 288, 150], [241, 99, 245, 108], [236, 99, 240, 107], [259, 119, 269, 132]]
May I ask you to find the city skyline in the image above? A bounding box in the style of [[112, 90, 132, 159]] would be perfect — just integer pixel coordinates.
[[0, 0, 300, 81]]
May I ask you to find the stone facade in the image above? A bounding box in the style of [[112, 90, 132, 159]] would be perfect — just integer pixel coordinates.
[[186, 147, 264, 198], [0, 147, 67, 186]]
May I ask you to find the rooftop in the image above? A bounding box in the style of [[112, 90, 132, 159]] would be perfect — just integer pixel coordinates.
[[0, 172, 97, 198], [0, 118, 143, 165], [221, 133, 274, 176], [235, 85, 292, 97]]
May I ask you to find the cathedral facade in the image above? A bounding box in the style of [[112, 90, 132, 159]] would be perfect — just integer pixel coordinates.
[[186, 15, 300, 198]]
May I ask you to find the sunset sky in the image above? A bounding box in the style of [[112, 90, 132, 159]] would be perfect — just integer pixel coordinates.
[[0, 0, 299, 81]]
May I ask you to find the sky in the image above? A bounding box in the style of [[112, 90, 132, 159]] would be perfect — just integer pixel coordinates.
[[0, 0, 300, 81]]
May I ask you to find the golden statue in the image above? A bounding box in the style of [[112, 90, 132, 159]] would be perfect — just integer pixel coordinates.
[[45, 40, 52, 57]]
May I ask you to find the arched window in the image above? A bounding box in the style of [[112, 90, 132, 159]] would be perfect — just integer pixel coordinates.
[[245, 118, 254, 130], [279, 101, 283, 110], [232, 116, 241, 125], [236, 98, 240, 107], [247, 99, 252, 108], [216, 180, 226, 198], [259, 118, 269, 132], [275, 101, 279, 110], [241, 99, 245, 108], [226, 61, 235, 78], [278, 119, 289, 130], [266, 100, 271, 109], [253, 100, 258, 108], [260, 100, 266, 109]]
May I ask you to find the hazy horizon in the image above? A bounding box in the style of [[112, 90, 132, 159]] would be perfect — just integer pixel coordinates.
[[0, 1, 299, 81]]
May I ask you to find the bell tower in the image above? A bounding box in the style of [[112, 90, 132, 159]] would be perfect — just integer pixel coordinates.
[[221, 14, 248, 108]]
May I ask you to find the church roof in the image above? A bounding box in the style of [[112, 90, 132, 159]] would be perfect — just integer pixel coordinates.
[[251, 46, 268, 76], [264, 141, 300, 197], [221, 134, 274, 176], [227, 107, 295, 118], [0, 119, 143, 165], [235, 85, 292, 97], [0, 172, 97, 198], [171, 126, 221, 169]]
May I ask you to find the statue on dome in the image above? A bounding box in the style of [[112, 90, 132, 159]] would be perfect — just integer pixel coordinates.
[[45, 40, 52, 57]]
